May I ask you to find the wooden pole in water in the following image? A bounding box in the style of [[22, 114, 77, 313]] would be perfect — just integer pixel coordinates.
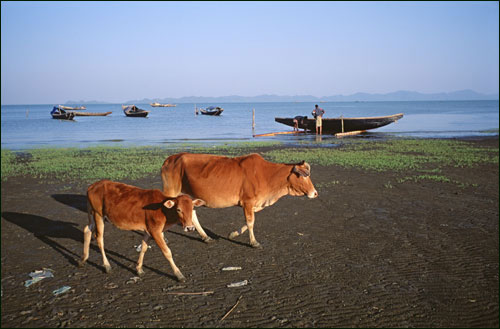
[[252, 108, 255, 130], [341, 115, 344, 133]]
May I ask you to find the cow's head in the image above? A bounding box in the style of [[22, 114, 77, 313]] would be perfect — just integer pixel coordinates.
[[288, 161, 318, 198], [164, 195, 205, 232]]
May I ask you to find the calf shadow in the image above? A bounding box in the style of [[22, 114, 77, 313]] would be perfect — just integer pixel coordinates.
[[1, 212, 177, 280], [51, 194, 87, 213], [51, 193, 143, 238]]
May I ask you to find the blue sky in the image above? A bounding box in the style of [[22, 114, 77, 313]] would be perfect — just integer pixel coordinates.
[[1, 1, 498, 104]]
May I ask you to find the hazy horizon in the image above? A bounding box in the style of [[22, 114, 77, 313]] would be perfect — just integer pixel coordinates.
[[1, 1, 498, 105]]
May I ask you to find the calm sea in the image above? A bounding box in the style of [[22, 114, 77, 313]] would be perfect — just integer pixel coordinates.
[[1, 101, 498, 150]]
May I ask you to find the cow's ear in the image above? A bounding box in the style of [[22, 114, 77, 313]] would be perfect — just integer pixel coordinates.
[[292, 164, 310, 177], [164, 200, 176, 208], [193, 199, 206, 207]]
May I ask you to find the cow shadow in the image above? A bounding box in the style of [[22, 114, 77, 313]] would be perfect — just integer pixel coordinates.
[[169, 227, 257, 249], [1, 211, 177, 280]]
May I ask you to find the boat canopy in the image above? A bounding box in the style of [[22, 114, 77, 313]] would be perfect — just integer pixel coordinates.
[[51, 106, 66, 114]]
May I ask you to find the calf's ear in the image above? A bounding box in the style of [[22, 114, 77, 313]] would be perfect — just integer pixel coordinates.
[[193, 199, 206, 207], [164, 200, 176, 208]]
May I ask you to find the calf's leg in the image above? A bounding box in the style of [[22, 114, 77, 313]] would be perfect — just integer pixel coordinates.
[[79, 205, 96, 267], [94, 213, 111, 273], [78, 222, 94, 267], [151, 231, 186, 282], [136, 233, 151, 276]]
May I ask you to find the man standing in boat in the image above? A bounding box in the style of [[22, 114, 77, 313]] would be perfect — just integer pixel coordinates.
[[312, 104, 325, 135]]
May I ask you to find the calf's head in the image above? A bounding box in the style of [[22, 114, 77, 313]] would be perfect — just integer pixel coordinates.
[[288, 161, 318, 198], [164, 195, 205, 232]]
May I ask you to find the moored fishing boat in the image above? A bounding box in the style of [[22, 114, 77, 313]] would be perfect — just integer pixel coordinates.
[[59, 105, 86, 110], [199, 106, 224, 116], [150, 102, 177, 107], [51, 106, 75, 120], [69, 111, 112, 116], [122, 105, 150, 117], [274, 113, 404, 134]]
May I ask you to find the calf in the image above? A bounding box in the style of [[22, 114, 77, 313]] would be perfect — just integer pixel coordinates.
[[79, 179, 205, 282]]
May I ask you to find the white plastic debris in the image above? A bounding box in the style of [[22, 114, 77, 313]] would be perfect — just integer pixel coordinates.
[[53, 286, 71, 296], [126, 276, 141, 284], [134, 245, 152, 252], [227, 280, 248, 288], [24, 269, 54, 287], [222, 267, 242, 271]]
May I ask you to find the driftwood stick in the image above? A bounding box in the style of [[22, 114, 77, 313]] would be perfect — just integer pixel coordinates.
[[166, 291, 214, 296], [220, 295, 243, 322]]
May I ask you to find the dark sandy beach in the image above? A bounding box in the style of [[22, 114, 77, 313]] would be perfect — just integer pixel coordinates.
[[1, 137, 498, 328]]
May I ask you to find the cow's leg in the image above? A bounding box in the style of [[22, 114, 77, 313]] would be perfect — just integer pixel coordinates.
[[230, 204, 261, 248], [136, 233, 151, 276], [244, 206, 262, 248], [95, 213, 111, 273], [151, 231, 186, 282], [228, 225, 248, 239], [192, 210, 213, 243]]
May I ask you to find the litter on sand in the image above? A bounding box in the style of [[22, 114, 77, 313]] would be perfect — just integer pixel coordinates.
[[221, 267, 242, 271], [52, 286, 71, 296], [24, 268, 54, 287], [134, 245, 152, 252], [126, 276, 141, 284], [227, 280, 248, 288]]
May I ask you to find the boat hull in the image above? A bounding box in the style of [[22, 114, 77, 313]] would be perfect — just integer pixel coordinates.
[[122, 105, 150, 117], [200, 109, 224, 116], [124, 111, 149, 117], [52, 112, 75, 120], [70, 111, 112, 116], [274, 113, 403, 134]]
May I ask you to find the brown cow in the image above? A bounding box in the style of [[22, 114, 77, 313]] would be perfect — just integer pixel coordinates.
[[79, 179, 205, 282], [161, 153, 318, 248]]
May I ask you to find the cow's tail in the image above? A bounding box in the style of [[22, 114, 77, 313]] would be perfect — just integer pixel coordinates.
[[86, 196, 97, 239], [161, 154, 183, 197]]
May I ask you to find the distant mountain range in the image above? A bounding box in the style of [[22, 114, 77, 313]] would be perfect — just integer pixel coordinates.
[[66, 89, 498, 104]]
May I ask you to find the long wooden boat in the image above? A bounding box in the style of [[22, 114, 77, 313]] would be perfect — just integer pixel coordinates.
[[274, 113, 404, 134], [69, 111, 112, 116], [122, 105, 149, 117], [51, 106, 75, 120], [59, 105, 86, 110], [150, 102, 176, 107], [200, 106, 224, 116]]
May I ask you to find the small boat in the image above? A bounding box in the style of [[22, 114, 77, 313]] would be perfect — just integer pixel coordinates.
[[150, 102, 176, 107], [200, 106, 224, 116], [69, 111, 112, 116], [59, 105, 86, 110], [51, 106, 75, 120], [274, 113, 404, 134], [122, 105, 150, 117]]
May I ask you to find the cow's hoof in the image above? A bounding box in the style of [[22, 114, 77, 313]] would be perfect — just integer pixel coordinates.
[[228, 232, 238, 240], [104, 265, 112, 274], [203, 237, 215, 244], [77, 260, 86, 268], [137, 269, 145, 277], [251, 242, 263, 249], [176, 275, 186, 282]]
